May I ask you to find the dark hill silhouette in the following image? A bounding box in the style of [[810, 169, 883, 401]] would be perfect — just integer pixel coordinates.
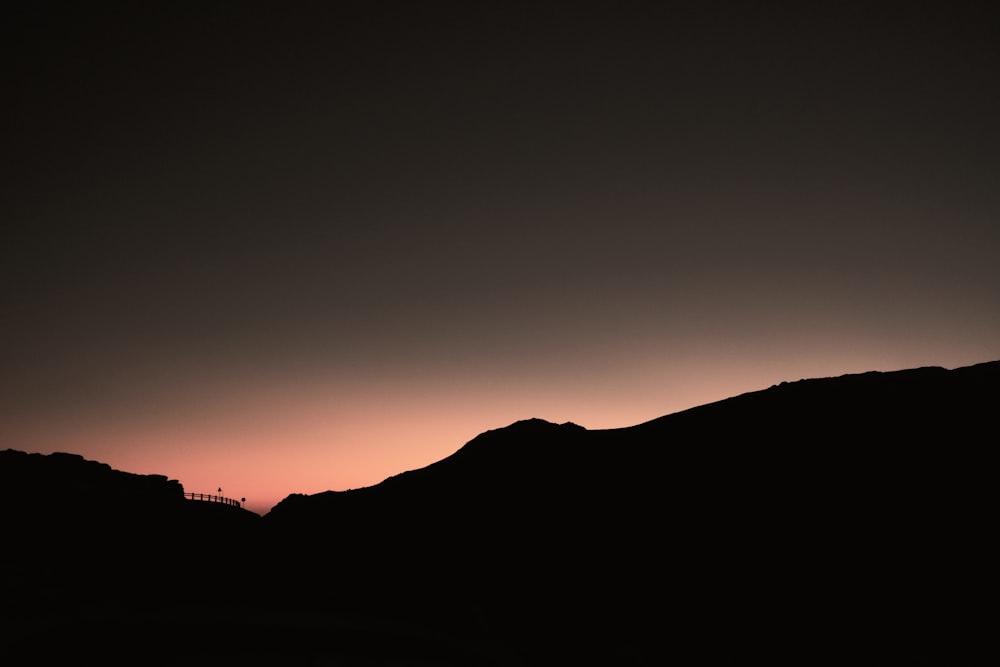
[[0, 453, 260, 596], [1, 360, 996, 665], [258, 361, 996, 664]]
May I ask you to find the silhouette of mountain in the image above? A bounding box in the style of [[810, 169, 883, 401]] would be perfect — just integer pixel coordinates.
[[2, 360, 995, 665]]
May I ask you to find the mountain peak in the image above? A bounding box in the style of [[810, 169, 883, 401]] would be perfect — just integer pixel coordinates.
[[497, 417, 586, 432]]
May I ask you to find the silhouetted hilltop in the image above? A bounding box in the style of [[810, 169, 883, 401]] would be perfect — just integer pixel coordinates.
[[259, 360, 997, 664], [1, 449, 182, 512], [0, 450, 261, 645], [2, 360, 996, 665], [0, 449, 260, 532]]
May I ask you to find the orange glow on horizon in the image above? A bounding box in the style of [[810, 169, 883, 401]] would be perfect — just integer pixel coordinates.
[[4, 343, 993, 516]]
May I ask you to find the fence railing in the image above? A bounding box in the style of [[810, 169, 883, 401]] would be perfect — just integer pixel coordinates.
[[184, 492, 242, 508]]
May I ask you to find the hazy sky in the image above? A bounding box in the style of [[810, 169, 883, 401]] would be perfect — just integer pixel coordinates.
[[4, 3, 998, 514]]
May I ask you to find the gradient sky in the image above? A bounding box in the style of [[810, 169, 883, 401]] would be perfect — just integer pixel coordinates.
[[4, 3, 998, 514]]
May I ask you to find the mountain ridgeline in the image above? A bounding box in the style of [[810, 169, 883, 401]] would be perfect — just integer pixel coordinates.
[[2, 361, 996, 665]]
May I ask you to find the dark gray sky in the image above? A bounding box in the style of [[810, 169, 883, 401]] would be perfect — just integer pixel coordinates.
[[4, 2, 998, 513]]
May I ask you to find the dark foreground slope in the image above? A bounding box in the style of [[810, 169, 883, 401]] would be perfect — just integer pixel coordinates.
[[2, 360, 996, 665], [0, 451, 264, 665], [261, 360, 997, 665]]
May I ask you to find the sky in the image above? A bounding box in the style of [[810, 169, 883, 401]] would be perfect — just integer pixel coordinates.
[[4, 2, 998, 515]]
